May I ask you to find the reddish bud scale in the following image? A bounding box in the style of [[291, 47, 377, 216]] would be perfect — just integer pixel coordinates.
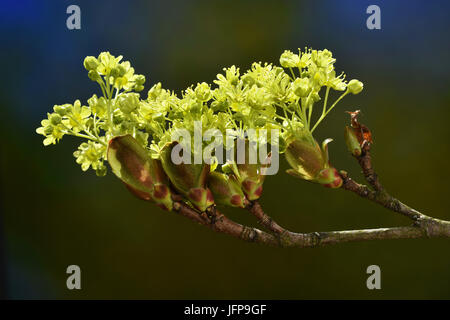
[[284, 132, 342, 189], [187, 187, 215, 212], [231, 139, 268, 201], [107, 135, 173, 211], [241, 179, 263, 201], [321, 168, 343, 188], [160, 141, 215, 211], [125, 183, 152, 201], [347, 110, 373, 145], [207, 172, 245, 208], [231, 194, 244, 207]]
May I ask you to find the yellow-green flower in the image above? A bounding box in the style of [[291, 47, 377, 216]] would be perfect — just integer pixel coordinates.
[[73, 140, 106, 173], [280, 50, 300, 68], [66, 100, 91, 133], [36, 48, 364, 187], [194, 82, 212, 102], [87, 94, 107, 118], [36, 116, 65, 146]]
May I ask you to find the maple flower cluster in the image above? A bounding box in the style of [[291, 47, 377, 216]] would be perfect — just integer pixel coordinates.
[[37, 49, 363, 211]]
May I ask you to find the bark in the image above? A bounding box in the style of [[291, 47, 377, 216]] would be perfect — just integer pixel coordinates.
[[172, 200, 448, 248]]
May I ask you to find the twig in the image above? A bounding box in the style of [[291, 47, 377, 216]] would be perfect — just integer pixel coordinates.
[[171, 199, 450, 248], [167, 112, 450, 247], [172, 200, 279, 246], [245, 200, 286, 235], [339, 113, 450, 238]]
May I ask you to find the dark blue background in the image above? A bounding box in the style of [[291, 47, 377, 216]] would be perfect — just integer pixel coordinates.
[[0, 0, 449, 299]]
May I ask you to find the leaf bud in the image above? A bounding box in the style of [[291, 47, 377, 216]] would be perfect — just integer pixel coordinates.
[[344, 126, 362, 156]]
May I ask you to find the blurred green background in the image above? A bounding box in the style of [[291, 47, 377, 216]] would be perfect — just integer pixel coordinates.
[[0, 0, 449, 299]]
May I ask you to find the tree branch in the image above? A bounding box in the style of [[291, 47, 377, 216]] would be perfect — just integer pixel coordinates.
[[338, 113, 450, 238], [171, 200, 450, 248], [172, 200, 280, 246], [168, 112, 450, 247], [245, 200, 286, 235], [340, 166, 450, 238]]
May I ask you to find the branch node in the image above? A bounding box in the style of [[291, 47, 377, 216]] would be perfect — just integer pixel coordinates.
[[173, 202, 181, 211], [240, 226, 258, 242], [309, 232, 323, 247]]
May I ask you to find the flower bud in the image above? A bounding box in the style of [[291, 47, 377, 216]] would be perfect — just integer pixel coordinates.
[[284, 131, 342, 188], [88, 70, 101, 82], [53, 104, 71, 116], [347, 79, 363, 95], [189, 101, 202, 114], [95, 163, 107, 177], [208, 172, 245, 208], [315, 167, 343, 188], [49, 113, 62, 125], [107, 135, 173, 211], [230, 139, 268, 200], [151, 112, 165, 123], [160, 142, 214, 211], [134, 75, 145, 92], [109, 66, 120, 78], [148, 83, 162, 100], [134, 85, 144, 92], [240, 178, 264, 200], [44, 125, 54, 135], [187, 187, 215, 212], [344, 126, 362, 156], [242, 74, 255, 87], [313, 71, 327, 87], [311, 91, 321, 102], [285, 136, 323, 179], [88, 95, 107, 117], [118, 94, 139, 114], [280, 50, 300, 68], [117, 64, 128, 77], [195, 82, 212, 102], [83, 56, 99, 71], [292, 78, 310, 97], [210, 100, 228, 112], [315, 49, 334, 68], [135, 74, 145, 85]]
